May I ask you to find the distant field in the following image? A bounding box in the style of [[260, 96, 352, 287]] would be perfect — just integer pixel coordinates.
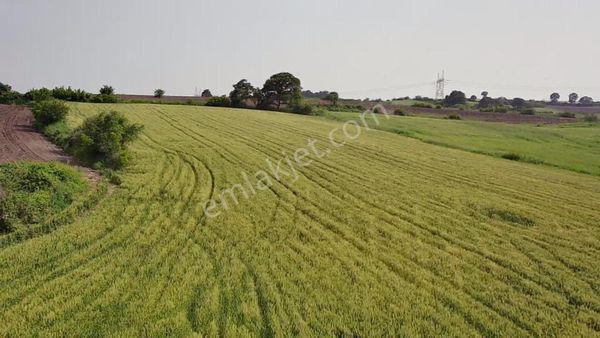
[[1, 103, 599, 336], [329, 111, 600, 175]]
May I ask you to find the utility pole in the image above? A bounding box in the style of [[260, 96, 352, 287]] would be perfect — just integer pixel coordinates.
[[435, 71, 446, 100]]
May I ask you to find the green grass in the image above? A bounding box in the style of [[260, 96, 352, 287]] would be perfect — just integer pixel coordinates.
[[328, 111, 600, 175], [1, 103, 599, 336]]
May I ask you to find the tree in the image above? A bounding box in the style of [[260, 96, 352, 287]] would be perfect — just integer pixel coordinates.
[[579, 96, 594, 105], [201, 89, 212, 98], [0, 82, 22, 104], [568, 93, 579, 104], [550, 92, 560, 103], [443, 90, 466, 106], [154, 89, 165, 98], [478, 96, 494, 109], [481, 91, 489, 98], [326, 92, 339, 106], [511, 98, 527, 111], [229, 79, 256, 107], [469, 95, 477, 101], [250, 89, 261, 106], [100, 85, 114, 95], [0, 82, 11, 94], [260, 72, 302, 109]]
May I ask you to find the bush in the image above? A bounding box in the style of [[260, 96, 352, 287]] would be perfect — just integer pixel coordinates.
[[394, 109, 406, 116], [90, 94, 118, 103], [31, 100, 69, 127], [327, 104, 362, 113], [51, 86, 91, 102], [447, 114, 461, 120], [69, 111, 143, 169], [0, 162, 87, 233], [42, 121, 71, 148], [24, 88, 53, 102], [288, 102, 325, 116], [205, 96, 231, 107], [501, 153, 521, 161], [521, 108, 536, 115], [558, 112, 576, 118], [583, 114, 598, 123]]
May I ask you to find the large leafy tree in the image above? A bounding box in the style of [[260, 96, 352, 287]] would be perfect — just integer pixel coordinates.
[[579, 96, 594, 105], [229, 79, 257, 107], [443, 90, 466, 106], [261, 72, 302, 109], [550, 92, 560, 103], [326, 92, 339, 106], [511, 97, 527, 111], [100, 85, 114, 95], [568, 93, 579, 104]]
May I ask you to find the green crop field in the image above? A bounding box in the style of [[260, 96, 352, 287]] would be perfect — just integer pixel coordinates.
[[329, 111, 600, 176], [1, 103, 600, 336]]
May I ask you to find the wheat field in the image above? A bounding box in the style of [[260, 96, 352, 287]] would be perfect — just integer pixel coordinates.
[[1, 103, 599, 337]]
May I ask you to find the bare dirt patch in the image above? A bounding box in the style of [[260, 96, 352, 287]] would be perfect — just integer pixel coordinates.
[[0, 104, 97, 180]]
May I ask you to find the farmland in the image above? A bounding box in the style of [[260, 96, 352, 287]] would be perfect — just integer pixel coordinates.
[[329, 111, 600, 175], [1, 103, 600, 336]]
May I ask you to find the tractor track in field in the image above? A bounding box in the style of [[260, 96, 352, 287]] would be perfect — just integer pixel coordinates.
[[0, 104, 97, 180]]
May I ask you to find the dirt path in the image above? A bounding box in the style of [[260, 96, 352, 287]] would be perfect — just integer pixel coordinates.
[[0, 104, 96, 180], [0, 104, 72, 163]]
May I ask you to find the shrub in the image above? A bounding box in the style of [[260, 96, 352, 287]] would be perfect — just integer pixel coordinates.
[[327, 105, 362, 113], [0, 162, 86, 232], [412, 102, 434, 109], [501, 153, 521, 161], [31, 100, 69, 127], [205, 96, 231, 107], [288, 102, 314, 115], [70, 111, 143, 169], [0, 82, 23, 104], [583, 114, 598, 123], [447, 114, 461, 120], [521, 108, 536, 115], [51, 86, 91, 102], [494, 106, 509, 113], [90, 94, 118, 103], [42, 121, 71, 148], [287, 102, 325, 116], [394, 109, 406, 116], [558, 112, 576, 118], [25, 88, 53, 102]]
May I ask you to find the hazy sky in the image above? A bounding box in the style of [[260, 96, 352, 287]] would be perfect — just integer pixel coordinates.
[[1, 0, 599, 100]]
